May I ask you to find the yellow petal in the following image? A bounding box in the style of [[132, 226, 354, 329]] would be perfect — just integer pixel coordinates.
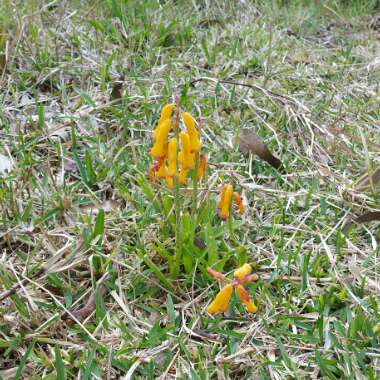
[[158, 104, 174, 125], [167, 137, 178, 177], [182, 112, 201, 152], [156, 164, 167, 178], [150, 141, 166, 158], [153, 112, 173, 140], [150, 120, 171, 158], [165, 176, 174, 188], [219, 184, 233, 221], [178, 132, 195, 169], [236, 285, 257, 313], [207, 284, 233, 314], [179, 168, 189, 184], [233, 263, 251, 280]]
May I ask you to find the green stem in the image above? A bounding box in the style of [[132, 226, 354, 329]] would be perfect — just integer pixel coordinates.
[[172, 118, 181, 279], [191, 152, 200, 219]]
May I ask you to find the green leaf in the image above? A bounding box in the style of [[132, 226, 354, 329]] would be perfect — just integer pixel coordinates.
[[54, 345, 66, 380], [14, 341, 35, 380], [167, 294, 175, 324], [82, 348, 96, 380], [95, 286, 107, 327], [75, 88, 96, 107], [93, 209, 105, 242]]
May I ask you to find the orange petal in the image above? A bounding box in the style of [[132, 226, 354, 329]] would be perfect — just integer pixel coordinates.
[[148, 165, 156, 182], [207, 267, 225, 281], [207, 284, 233, 314], [236, 285, 257, 313], [233, 192, 244, 215], [196, 154, 207, 181]]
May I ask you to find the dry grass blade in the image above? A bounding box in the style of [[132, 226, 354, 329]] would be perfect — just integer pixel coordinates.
[[238, 128, 284, 172]]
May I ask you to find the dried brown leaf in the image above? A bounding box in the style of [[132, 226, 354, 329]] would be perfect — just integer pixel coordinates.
[[342, 211, 380, 234], [354, 167, 380, 192], [238, 128, 284, 172], [110, 75, 124, 101], [65, 283, 108, 322], [81, 200, 118, 214]]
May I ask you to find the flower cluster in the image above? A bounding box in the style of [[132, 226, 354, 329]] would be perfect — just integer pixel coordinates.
[[218, 183, 244, 221], [149, 104, 207, 187], [207, 263, 258, 314]]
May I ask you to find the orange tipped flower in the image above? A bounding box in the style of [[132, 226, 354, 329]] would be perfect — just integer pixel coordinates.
[[207, 284, 233, 314], [196, 154, 207, 181], [234, 263, 251, 280], [150, 119, 171, 158], [219, 184, 233, 220], [207, 264, 258, 315], [233, 192, 244, 215], [178, 132, 195, 169], [167, 137, 178, 177], [182, 112, 201, 153], [236, 285, 257, 313], [218, 184, 245, 220]]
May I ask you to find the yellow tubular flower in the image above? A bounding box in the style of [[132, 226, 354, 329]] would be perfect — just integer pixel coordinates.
[[233, 192, 244, 215], [233, 263, 252, 280], [156, 164, 167, 178], [165, 176, 174, 188], [150, 119, 171, 158], [167, 137, 178, 177], [182, 112, 201, 153], [153, 105, 174, 139], [179, 168, 189, 184], [219, 184, 233, 221], [178, 132, 195, 169], [196, 154, 207, 181], [236, 285, 257, 313], [207, 284, 233, 314], [159, 103, 175, 124]]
